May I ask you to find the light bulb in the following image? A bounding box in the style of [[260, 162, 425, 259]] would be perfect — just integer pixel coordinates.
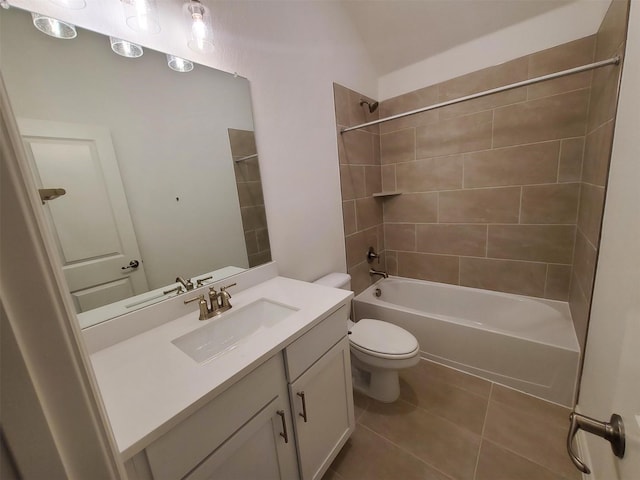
[[184, 1, 214, 53], [121, 0, 160, 34]]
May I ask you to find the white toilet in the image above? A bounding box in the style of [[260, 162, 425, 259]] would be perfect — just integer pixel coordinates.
[[314, 273, 420, 403]]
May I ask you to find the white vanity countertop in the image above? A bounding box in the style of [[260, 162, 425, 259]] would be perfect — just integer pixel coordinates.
[[89, 276, 352, 459]]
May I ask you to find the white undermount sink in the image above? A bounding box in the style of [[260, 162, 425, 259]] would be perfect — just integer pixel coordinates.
[[172, 298, 299, 363]]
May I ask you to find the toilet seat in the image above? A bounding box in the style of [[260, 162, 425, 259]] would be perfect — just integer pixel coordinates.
[[349, 319, 419, 360]]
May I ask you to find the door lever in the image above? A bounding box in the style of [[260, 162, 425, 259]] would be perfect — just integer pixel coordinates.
[[567, 412, 625, 474]]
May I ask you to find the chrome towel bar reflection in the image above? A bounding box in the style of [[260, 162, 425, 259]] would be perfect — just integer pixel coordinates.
[[340, 56, 621, 133]]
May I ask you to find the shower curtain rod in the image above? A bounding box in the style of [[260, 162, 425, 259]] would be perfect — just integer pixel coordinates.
[[340, 56, 620, 133], [234, 153, 258, 162]]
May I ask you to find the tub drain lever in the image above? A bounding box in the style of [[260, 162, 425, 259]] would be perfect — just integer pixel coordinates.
[[566, 411, 625, 474]]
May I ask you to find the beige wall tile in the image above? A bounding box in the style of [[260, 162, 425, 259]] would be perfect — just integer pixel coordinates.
[[493, 89, 589, 147], [256, 228, 270, 251], [594, 0, 630, 60], [569, 272, 590, 350], [416, 110, 493, 158], [488, 225, 576, 264], [397, 252, 459, 284], [384, 223, 416, 252], [397, 155, 463, 192], [587, 57, 623, 132], [346, 228, 379, 269], [463, 141, 559, 188], [385, 250, 398, 276], [349, 261, 376, 295], [384, 192, 438, 223], [573, 230, 597, 300], [439, 187, 521, 223], [244, 231, 259, 256], [342, 201, 357, 236], [339, 165, 366, 200], [236, 181, 264, 208], [438, 57, 528, 119], [228, 128, 257, 157], [417, 224, 487, 256], [583, 120, 614, 186], [248, 250, 271, 268], [460, 257, 547, 297], [355, 197, 383, 231], [360, 400, 481, 480], [340, 129, 376, 165], [527, 36, 596, 100], [520, 183, 580, 224], [545, 264, 572, 301], [347, 89, 379, 134], [380, 128, 415, 164], [558, 137, 585, 182], [577, 183, 606, 246], [364, 166, 382, 196], [240, 205, 267, 232], [333, 83, 350, 127], [379, 85, 439, 134], [476, 440, 568, 480], [233, 157, 261, 182], [381, 164, 396, 192]]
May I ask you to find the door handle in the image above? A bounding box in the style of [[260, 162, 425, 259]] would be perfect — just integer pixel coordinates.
[[567, 412, 625, 474], [121, 260, 140, 270]]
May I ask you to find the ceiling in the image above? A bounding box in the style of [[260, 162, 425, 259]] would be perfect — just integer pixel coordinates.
[[339, 0, 599, 75]]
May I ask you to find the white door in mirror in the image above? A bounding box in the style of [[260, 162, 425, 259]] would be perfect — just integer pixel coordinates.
[[19, 118, 149, 312]]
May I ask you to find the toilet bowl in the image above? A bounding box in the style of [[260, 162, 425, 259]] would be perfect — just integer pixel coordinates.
[[314, 273, 420, 403]]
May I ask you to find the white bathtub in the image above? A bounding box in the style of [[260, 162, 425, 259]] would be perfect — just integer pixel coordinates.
[[353, 277, 580, 406]]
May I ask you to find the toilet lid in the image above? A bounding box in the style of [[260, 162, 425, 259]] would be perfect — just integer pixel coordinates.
[[349, 319, 419, 357]]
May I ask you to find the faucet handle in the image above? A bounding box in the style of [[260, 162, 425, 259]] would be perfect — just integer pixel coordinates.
[[220, 283, 237, 295], [184, 295, 209, 321], [219, 283, 236, 309], [196, 276, 213, 287]]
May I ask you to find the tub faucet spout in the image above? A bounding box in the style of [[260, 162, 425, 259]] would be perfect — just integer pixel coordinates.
[[369, 268, 389, 279]]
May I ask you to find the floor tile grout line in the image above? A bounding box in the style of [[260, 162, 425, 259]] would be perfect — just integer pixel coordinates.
[[355, 422, 456, 480], [472, 382, 493, 480]]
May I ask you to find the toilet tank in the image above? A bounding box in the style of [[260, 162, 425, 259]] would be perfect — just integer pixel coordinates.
[[313, 273, 351, 291]]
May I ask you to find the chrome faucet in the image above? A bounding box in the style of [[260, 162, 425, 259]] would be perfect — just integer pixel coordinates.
[[369, 268, 389, 279], [183, 283, 237, 320], [176, 276, 195, 291]]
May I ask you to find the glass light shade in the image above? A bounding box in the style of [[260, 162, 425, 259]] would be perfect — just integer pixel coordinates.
[[110, 37, 144, 58], [31, 13, 77, 39], [184, 1, 214, 53], [121, 0, 160, 34], [166, 54, 194, 73], [49, 0, 86, 8]]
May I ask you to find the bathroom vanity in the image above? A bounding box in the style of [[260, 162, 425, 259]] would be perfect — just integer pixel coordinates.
[[86, 264, 354, 480]]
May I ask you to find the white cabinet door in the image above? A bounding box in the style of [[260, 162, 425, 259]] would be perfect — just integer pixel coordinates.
[[289, 337, 355, 480], [18, 118, 149, 312], [185, 396, 298, 480]]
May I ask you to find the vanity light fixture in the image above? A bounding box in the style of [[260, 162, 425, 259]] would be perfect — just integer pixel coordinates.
[[31, 13, 77, 39], [110, 37, 144, 58], [49, 0, 86, 9], [184, 0, 214, 53], [166, 54, 194, 73], [121, 0, 160, 34]]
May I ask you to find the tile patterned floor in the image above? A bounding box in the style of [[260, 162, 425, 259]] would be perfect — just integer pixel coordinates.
[[323, 359, 580, 480]]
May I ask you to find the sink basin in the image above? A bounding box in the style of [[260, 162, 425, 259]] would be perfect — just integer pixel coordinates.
[[172, 298, 298, 363]]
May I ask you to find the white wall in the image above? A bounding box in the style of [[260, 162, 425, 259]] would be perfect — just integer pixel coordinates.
[[378, 0, 611, 100], [577, 0, 639, 477]]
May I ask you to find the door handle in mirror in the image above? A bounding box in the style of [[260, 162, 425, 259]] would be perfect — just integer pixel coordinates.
[[567, 411, 625, 474], [121, 260, 140, 270]]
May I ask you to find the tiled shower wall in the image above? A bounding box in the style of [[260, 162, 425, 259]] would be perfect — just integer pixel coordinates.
[[336, 8, 627, 334], [228, 128, 272, 268], [569, 0, 629, 349]]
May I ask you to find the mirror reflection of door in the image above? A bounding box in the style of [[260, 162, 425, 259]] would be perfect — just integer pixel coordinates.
[[19, 118, 149, 312]]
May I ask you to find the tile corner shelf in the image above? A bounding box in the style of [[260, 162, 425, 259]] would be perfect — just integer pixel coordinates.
[[372, 191, 403, 198]]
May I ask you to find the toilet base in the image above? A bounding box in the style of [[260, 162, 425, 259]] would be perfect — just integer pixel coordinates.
[[350, 357, 401, 403]]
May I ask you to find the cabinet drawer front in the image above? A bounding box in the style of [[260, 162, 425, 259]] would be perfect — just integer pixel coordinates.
[[284, 304, 348, 381], [146, 355, 286, 480]]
